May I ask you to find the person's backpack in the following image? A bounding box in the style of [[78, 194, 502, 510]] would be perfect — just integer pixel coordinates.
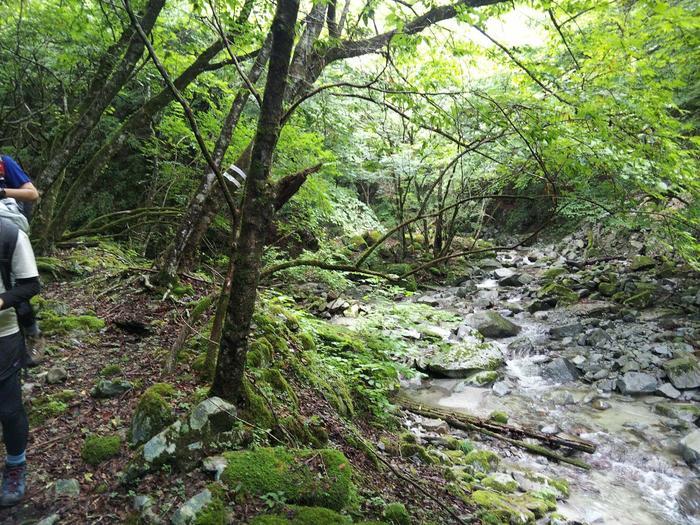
[[0, 217, 18, 293]]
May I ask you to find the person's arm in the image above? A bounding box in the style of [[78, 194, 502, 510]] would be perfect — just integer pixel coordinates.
[[4, 182, 39, 202], [1, 156, 39, 202], [0, 277, 40, 309]]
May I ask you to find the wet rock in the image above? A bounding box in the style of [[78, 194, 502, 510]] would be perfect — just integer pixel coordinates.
[[465, 311, 521, 338], [507, 337, 534, 355], [494, 267, 514, 279], [492, 381, 511, 397], [171, 489, 213, 525], [656, 383, 681, 400], [680, 429, 700, 465], [662, 355, 700, 390], [421, 418, 450, 435], [591, 398, 611, 410], [91, 379, 133, 398], [586, 328, 613, 347], [54, 478, 80, 498], [541, 358, 579, 383], [527, 298, 556, 313], [616, 372, 658, 395], [677, 479, 700, 520], [654, 402, 700, 423], [46, 367, 68, 384], [549, 323, 584, 340], [540, 424, 559, 435]]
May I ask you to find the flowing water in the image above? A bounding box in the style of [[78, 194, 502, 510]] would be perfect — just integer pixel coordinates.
[[399, 260, 699, 525]]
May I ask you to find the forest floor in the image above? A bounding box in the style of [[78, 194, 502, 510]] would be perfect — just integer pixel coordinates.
[[0, 246, 474, 525]]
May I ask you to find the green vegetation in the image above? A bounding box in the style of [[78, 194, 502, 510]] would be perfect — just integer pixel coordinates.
[[81, 434, 121, 466], [221, 447, 354, 511]]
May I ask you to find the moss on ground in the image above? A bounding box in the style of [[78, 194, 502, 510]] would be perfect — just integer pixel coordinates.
[[81, 434, 121, 466], [250, 506, 352, 525], [99, 364, 122, 377], [29, 390, 76, 426], [40, 313, 105, 334], [221, 447, 354, 511], [383, 502, 410, 525], [193, 497, 227, 525], [464, 450, 500, 473]]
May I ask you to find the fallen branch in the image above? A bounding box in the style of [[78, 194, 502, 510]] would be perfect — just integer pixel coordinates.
[[261, 259, 396, 280], [564, 256, 626, 269], [398, 396, 593, 470]]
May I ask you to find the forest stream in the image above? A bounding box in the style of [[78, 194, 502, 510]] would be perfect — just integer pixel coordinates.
[[330, 243, 700, 525]]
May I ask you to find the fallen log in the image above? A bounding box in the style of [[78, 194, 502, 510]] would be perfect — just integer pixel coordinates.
[[397, 395, 596, 454], [397, 396, 594, 470]]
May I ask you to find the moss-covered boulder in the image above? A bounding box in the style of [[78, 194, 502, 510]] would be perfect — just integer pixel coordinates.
[[630, 255, 655, 271], [472, 489, 556, 524], [418, 340, 503, 378], [82, 434, 121, 466], [131, 383, 176, 446], [623, 290, 653, 309], [464, 450, 500, 473], [541, 267, 568, 281], [249, 506, 352, 525], [221, 447, 354, 511], [597, 282, 617, 297], [466, 311, 521, 339], [537, 283, 578, 305], [662, 356, 700, 389], [383, 502, 410, 525]]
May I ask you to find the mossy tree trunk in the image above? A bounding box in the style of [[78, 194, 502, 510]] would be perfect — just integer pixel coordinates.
[[210, 0, 300, 402]]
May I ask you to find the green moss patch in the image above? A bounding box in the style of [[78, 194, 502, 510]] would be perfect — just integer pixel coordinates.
[[250, 506, 352, 525], [130, 384, 176, 446], [81, 434, 121, 466], [29, 390, 75, 426], [40, 313, 105, 334], [221, 447, 354, 511], [383, 502, 410, 525]]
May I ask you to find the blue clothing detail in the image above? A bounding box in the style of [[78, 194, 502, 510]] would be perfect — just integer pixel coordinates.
[[5, 452, 25, 467], [0, 156, 31, 189]]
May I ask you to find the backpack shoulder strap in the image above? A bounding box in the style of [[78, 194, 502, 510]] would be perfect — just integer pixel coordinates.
[[0, 218, 19, 292]]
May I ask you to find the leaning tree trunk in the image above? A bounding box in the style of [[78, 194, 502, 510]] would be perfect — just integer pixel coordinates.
[[210, 0, 300, 402], [33, 0, 166, 250], [156, 38, 270, 281]]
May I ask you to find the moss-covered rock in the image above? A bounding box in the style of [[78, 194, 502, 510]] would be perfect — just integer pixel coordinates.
[[99, 364, 122, 377], [28, 390, 75, 426], [131, 384, 176, 446], [250, 506, 352, 525], [464, 450, 500, 473], [40, 314, 105, 334], [221, 447, 354, 511], [262, 368, 299, 406], [488, 411, 508, 424], [298, 332, 316, 352], [541, 267, 568, 281], [623, 290, 653, 309], [399, 442, 436, 464], [597, 282, 617, 297], [482, 473, 519, 493], [383, 502, 410, 525], [247, 338, 275, 368], [630, 256, 655, 271], [537, 283, 578, 305], [472, 490, 535, 524], [82, 434, 121, 466]]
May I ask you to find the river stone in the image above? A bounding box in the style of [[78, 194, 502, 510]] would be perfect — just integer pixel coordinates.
[[494, 267, 514, 279], [549, 323, 584, 340], [418, 341, 503, 378], [616, 372, 658, 395], [656, 383, 681, 400], [54, 478, 80, 498], [662, 356, 700, 390], [91, 379, 133, 398], [492, 381, 511, 397], [586, 328, 613, 348], [677, 479, 700, 519], [171, 489, 212, 525], [526, 298, 556, 313], [541, 358, 579, 383], [680, 430, 700, 465], [465, 311, 521, 338], [189, 397, 236, 432], [46, 366, 68, 384]]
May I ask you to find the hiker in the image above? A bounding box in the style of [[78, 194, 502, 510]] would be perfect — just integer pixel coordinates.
[[0, 218, 40, 506], [0, 155, 43, 364]]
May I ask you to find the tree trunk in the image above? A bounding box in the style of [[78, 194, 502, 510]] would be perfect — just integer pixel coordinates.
[[210, 0, 300, 402], [157, 39, 271, 280]]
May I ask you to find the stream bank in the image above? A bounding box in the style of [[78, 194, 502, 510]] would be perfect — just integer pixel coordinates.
[[322, 234, 700, 525]]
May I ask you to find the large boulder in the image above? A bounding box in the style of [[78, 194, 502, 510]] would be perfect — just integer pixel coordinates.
[[662, 356, 700, 390], [549, 323, 583, 340], [541, 358, 579, 383], [629, 255, 655, 271], [680, 430, 700, 465], [617, 372, 658, 395], [130, 384, 176, 446], [466, 311, 521, 339], [122, 397, 243, 484], [418, 338, 504, 379]]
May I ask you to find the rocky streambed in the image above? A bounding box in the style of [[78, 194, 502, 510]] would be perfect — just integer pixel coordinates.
[[324, 238, 700, 524], [399, 244, 700, 524]]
